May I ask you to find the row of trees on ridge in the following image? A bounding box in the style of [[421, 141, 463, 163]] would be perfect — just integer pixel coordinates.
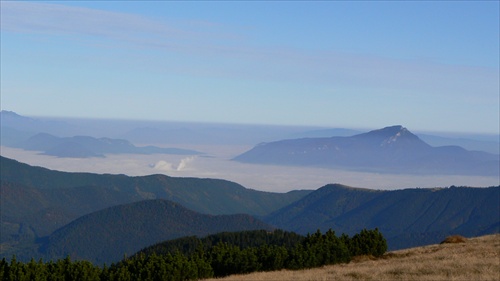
[[0, 228, 387, 281]]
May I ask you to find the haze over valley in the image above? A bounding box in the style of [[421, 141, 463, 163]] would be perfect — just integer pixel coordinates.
[[1, 111, 498, 192]]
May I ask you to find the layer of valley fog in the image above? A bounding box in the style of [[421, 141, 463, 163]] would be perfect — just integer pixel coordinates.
[[1, 143, 498, 192]]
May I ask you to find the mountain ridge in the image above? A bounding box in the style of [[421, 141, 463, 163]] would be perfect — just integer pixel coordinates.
[[1, 156, 498, 265], [234, 125, 499, 176], [264, 184, 500, 250], [0, 156, 311, 261], [38, 199, 273, 264], [19, 132, 201, 158]]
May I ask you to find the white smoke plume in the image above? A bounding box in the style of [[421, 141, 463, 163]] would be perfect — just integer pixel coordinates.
[[176, 156, 195, 171], [152, 157, 196, 172], [151, 160, 175, 171]]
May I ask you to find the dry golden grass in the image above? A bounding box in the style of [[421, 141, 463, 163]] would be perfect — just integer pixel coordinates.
[[440, 235, 467, 244], [202, 234, 500, 281]]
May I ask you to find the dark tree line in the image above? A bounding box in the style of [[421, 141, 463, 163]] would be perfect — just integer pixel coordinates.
[[135, 229, 304, 258], [0, 228, 387, 281]]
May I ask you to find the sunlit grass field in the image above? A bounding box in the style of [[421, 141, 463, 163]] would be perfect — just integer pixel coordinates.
[[203, 234, 500, 281]]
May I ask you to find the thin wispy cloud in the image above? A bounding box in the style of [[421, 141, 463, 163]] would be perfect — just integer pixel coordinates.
[[1, 2, 236, 52], [3, 1, 497, 95], [2, 2, 156, 36]]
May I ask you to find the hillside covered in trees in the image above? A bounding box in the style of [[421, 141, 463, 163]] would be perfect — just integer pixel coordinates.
[[0, 156, 310, 262], [264, 184, 500, 249], [0, 228, 387, 280], [2, 156, 499, 264], [38, 200, 274, 264]]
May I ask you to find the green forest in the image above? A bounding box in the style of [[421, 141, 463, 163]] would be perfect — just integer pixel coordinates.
[[0, 228, 386, 281]]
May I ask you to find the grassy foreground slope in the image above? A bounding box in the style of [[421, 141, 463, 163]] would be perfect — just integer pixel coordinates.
[[202, 234, 500, 281]]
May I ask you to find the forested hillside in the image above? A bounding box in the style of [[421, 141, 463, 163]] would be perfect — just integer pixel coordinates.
[[134, 229, 305, 258], [0, 156, 310, 263], [1, 156, 498, 266], [1, 228, 387, 280], [265, 184, 500, 249], [38, 200, 273, 264], [0, 156, 310, 217]]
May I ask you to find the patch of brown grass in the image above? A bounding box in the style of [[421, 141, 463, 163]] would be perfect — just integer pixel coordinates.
[[440, 234, 467, 244], [350, 254, 377, 263], [202, 234, 500, 281]]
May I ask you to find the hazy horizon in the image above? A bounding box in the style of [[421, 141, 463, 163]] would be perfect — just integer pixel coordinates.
[[5, 110, 500, 138], [2, 110, 499, 192], [2, 143, 499, 193]]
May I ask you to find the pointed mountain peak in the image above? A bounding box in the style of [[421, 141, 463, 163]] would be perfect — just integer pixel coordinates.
[[0, 110, 35, 122], [358, 125, 413, 139], [0, 110, 19, 117], [353, 125, 429, 148], [375, 125, 408, 135]]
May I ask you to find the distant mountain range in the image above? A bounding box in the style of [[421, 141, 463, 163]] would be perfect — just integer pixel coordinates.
[[417, 133, 499, 155], [18, 132, 201, 158], [0, 110, 75, 137], [0, 111, 202, 157], [290, 127, 500, 155], [1, 156, 498, 265], [234, 125, 499, 176], [2, 110, 498, 154], [0, 110, 322, 147]]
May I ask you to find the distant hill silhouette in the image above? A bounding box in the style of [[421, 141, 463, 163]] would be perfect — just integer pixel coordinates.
[[417, 133, 500, 154], [264, 184, 500, 250], [3, 110, 498, 153], [0, 110, 321, 147], [0, 110, 202, 157], [39, 199, 273, 264], [18, 133, 201, 158], [0, 110, 75, 139], [234, 125, 499, 176]]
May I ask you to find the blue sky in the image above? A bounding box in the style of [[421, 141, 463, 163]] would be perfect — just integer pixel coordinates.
[[1, 1, 499, 133]]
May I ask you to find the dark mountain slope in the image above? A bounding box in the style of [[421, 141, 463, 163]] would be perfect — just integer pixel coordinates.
[[39, 199, 273, 264], [0, 156, 311, 261], [234, 126, 499, 176], [1, 181, 140, 239], [0, 156, 311, 217], [264, 184, 382, 233], [0, 156, 130, 190], [265, 184, 500, 250]]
